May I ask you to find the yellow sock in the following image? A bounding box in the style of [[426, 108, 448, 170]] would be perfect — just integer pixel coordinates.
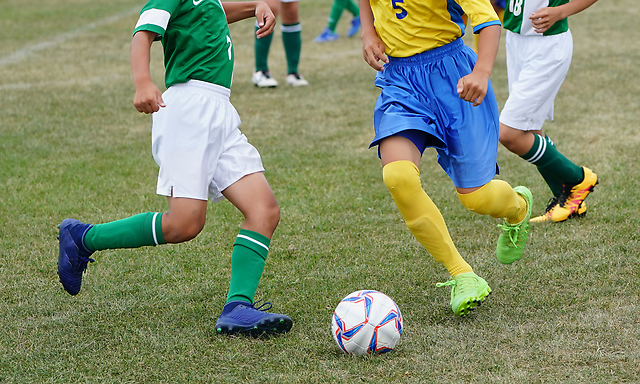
[[383, 161, 472, 277], [457, 180, 527, 224]]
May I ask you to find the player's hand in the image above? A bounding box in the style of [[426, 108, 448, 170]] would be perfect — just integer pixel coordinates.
[[255, 2, 275, 39], [530, 7, 563, 33], [133, 81, 165, 114], [361, 31, 388, 71], [457, 71, 490, 107]]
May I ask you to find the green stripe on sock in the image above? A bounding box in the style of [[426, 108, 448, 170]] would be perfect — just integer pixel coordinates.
[[84, 212, 166, 251], [226, 229, 271, 303]]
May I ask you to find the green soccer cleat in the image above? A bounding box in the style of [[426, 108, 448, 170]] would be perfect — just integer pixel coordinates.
[[436, 272, 492, 316], [496, 186, 532, 264]]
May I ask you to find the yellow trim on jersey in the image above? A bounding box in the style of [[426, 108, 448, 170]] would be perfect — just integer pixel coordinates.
[[371, 0, 500, 57]]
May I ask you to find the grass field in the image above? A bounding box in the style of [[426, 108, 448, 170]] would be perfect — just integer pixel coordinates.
[[1, 0, 639, 382]]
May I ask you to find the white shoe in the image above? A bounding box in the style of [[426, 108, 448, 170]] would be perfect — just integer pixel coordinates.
[[252, 71, 278, 88], [285, 73, 309, 87]]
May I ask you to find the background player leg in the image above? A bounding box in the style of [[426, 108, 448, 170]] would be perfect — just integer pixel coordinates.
[[252, 0, 279, 87], [281, 0, 308, 86]]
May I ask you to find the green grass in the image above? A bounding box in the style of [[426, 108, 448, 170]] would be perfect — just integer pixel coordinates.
[[1, 0, 639, 382]]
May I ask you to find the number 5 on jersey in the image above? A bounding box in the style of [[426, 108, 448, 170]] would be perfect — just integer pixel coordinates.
[[392, 0, 407, 19]]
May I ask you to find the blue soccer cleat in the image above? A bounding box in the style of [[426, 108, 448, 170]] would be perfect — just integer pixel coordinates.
[[314, 28, 339, 43], [215, 300, 293, 336], [347, 16, 361, 38], [57, 218, 95, 295]]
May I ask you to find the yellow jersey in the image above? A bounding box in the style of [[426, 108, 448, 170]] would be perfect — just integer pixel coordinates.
[[371, 0, 501, 57]]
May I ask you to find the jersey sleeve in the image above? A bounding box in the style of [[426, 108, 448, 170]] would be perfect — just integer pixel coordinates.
[[134, 0, 181, 39], [458, 0, 501, 34]]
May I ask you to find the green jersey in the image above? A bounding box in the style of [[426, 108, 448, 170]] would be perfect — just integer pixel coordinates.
[[134, 0, 234, 89], [503, 0, 569, 36]]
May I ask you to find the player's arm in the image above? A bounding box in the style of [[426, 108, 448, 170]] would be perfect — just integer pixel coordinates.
[[360, 0, 388, 71], [457, 24, 500, 106], [222, 1, 275, 39], [130, 30, 165, 114], [530, 0, 599, 33]]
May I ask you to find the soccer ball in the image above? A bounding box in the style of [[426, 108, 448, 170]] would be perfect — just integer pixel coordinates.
[[331, 290, 403, 356]]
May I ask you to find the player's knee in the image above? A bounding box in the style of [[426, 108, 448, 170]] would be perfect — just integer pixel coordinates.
[[383, 161, 420, 194], [498, 128, 525, 152], [498, 129, 515, 147], [162, 215, 205, 243], [245, 200, 280, 233], [260, 201, 281, 230], [458, 191, 483, 213]]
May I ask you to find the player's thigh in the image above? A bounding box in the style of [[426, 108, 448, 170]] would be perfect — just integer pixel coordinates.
[[263, 0, 280, 17], [379, 136, 422, 168]]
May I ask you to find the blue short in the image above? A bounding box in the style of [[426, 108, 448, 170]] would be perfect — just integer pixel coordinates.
[[370, 38, 500, 189]]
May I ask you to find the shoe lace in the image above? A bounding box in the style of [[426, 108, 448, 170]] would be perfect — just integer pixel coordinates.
[[497, 222, 521, 247], [544, 197, 559, 213], [436, 279, 457, 301], [251, 299, 273, 312], [556, 182, 578, 209], [436, 275, 478, 299]]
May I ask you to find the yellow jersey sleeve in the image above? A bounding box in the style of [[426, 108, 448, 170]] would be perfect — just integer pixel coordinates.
[[371, 0, 500, 57]]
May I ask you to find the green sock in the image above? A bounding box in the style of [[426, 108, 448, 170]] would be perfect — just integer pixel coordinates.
[[254, 25, 273, 73], [344, 0, 359, 17], [84, 212, 165, 251], [327, 0, 347, 31], [226, 229, 270, 304], [521, 134, 583, 197], [281, 23, 302, 75]]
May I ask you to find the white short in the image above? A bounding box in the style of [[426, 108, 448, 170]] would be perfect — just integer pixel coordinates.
[[500, 30, 573, 131], [151, 80, 264, 203]]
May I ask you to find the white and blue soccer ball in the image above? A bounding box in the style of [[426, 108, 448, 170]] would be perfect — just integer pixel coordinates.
[[331, 290, 403, 356]]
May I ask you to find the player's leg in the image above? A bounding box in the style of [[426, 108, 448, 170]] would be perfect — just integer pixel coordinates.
[[500, 30, 596, 222], [215, 172, 292, 336], [345, 0, 361, 38], [380, 136, 489, 316], [57, 197, 206, 295], [253, 0, 279, 87], [500, 125, 595, 222], [457, 180, 532, 265], [223, 172, 280, 304], [381, 136, 472, 278], [280, 0, 308, 86], [315, 0, 343, 42]]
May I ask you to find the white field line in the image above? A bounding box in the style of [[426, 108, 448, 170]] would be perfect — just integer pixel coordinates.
[[0, 5, 141, 67], [0, 74, 128, 91]]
